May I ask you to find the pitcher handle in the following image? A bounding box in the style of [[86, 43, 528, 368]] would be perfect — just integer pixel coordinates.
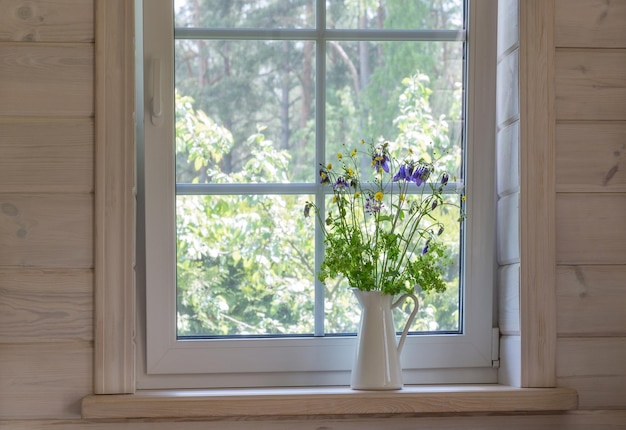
[[392, 293, 419, 355]]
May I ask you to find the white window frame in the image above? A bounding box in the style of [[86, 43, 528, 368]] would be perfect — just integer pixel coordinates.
[[138, 0, 497, 389]]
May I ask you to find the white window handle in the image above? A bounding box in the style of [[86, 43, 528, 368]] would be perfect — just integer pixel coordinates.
[[151, 58, 162, 125]]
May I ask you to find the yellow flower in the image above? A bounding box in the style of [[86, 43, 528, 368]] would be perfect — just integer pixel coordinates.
[[461, 195, 467, 202], [346, 168, 354, 177], [360, 139, 365, 145], [351, 148, 357, 157], [354, 192, 361, 199], [332, 196, 337, 203], [337, 153, 342, 159], [409, 148, 414, 154], [374, 191, 384, 202], [399, 194, 405, 202], [327, 163, 332, 170]]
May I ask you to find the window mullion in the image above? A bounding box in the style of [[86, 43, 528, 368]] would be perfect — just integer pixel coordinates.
[[313, 0, 326, 337]]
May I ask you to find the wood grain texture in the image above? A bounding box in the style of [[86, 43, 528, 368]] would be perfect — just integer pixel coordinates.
[[555, 49, 626, 121], [557, 337, 626, 409], [81, 386, 577, 419], [555, 0, 626, 48], [0, 118, 93, 193], [0, 43, 93, 117], [93, 0, 136, 395], [556, 122, 626, 193], [0, 0, 93, 42], [4, 411, 626, 430], [557, 265, 626, 336], [0, 269, 93, 343], [518, 0, 557, 388], [0, 342, 92, 419], [556, 193, 626, 265], [0, 194, 93, 268]]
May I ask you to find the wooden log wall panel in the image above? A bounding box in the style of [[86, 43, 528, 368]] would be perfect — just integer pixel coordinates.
[[496, 121, 520, 197], [556, 122, 626, 193], [0, 43, 93, 117], [497, 0, 519, 58], [555, 193, 626, 265], [0, 342, 92, 419], [0, 119, 94, 193], [557, 265, 626, 336], [555, 49, 626, 121], [0, 0, 94, 43], [1, 411, 626, 430], [498, 263, 520, 336], [557, 338, 626, 410], [0, 269, 93, 343], [555, 0, 626, 48], [496, 48, 519, 127], [0, 194, 93, 268]]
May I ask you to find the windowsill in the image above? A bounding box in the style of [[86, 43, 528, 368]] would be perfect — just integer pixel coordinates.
[[82, 385, 578, 419]]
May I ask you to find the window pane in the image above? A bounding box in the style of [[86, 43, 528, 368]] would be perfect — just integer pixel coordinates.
[[175, 39, 316, 184], [175, 0, 316, 29], [325, 40, 464, 182], [326, 0, 464, 30], [176, 194, 315, 337]]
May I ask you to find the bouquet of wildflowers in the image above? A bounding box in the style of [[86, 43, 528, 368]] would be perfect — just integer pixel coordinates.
[[305, 139, 461, 296]]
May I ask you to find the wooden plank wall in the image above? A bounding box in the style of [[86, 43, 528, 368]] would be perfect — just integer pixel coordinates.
[[553, 0, 626, 410], [0, 0, 95, 420], [1, 0, 626, 428]]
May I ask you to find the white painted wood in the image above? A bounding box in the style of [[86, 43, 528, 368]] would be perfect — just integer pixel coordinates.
[[555, 49, 626, 121], [496, 120, 520, 197], [555, 0, 626, 48], [556, 193, 626, 265], [499, 335, 521, 387], [496, 47, 519, 128], [0, 118, 93, 193], [93, 0, 136, 395], [0, 342, 92, 419], [557, 265, 626, 336], [497, 0, 519, 58], [496, 192, 520, 265], [498, 263, 520, 336], [0, 43, 93, 117], [518, 0, 557, 388], [0, 0, 94, 42], [556, 122, 626, 193], [0, 269, 93, 343], [0, 194, 92, 268]]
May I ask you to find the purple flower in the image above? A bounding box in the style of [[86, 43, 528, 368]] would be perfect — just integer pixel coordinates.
[[303, 202, 312, 218], [411, 166, 430, 186], [319, 168, 330, 184], [372, 151, 390, 173], [431, 200, 438, 210], [365, 194, 383, 214], [441, 173, 449, 186], [422, 240, 431, 255], [334, 176, 350, 191], [393, 163, 413, 182]]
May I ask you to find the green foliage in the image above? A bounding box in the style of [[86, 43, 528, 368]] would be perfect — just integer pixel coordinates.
[[309, 140, 457, 297], [173, 0, 465, 336]]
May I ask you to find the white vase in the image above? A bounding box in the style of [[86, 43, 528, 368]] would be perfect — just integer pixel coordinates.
[[350, 288, 419, 390]]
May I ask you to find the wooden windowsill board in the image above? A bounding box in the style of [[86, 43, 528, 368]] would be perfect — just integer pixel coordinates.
[[82, 385, 578, 419]]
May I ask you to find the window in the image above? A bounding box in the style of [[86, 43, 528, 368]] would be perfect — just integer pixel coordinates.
[[138, 0, 496, 389]]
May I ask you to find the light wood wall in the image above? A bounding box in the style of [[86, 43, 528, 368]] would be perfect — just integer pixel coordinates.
[[553, 0, 626, 411], [1, 0, 625, 428]]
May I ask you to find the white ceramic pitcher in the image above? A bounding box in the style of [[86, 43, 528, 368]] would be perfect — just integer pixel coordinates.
[[350, 288, 419, 390]]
